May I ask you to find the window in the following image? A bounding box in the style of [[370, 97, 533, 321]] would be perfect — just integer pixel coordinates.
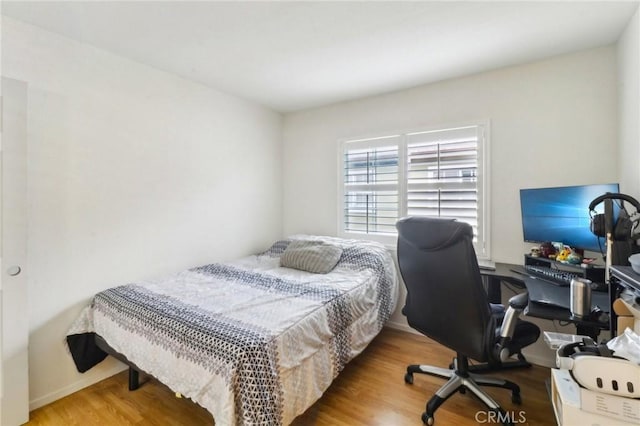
[[339, 124, 490, 259], [343, 135, 400, 236]]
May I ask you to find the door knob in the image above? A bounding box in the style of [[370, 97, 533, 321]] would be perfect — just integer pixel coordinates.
[[7, 265, 21, 276]]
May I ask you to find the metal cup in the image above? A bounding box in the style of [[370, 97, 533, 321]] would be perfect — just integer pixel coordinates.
[[570, 277, 592, 319]]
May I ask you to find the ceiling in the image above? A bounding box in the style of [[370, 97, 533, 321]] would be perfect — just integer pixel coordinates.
[[2, 1, 638, 112]]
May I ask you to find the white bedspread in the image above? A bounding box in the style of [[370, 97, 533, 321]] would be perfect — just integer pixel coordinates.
[[68, 236, 398, 425]]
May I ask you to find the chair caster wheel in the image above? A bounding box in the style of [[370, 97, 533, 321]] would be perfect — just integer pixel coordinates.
[[404, 372, 413, 384], [421, 412, 434, 425], [459, 387, 466, 394], [512, 393, 522, 404]]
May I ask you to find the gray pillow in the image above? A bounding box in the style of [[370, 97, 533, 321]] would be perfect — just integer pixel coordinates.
[[280, 240, 343, 274]]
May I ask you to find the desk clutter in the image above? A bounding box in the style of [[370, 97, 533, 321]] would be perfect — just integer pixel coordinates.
[[551, 368, 639, 426], [551, 265, 640, 425], [551, 330, 640, 425], [524, 253, 606, 288]]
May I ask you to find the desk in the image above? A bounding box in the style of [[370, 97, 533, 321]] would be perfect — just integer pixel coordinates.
[[610, 265, 640, 292], [481, 262, 527, 303], [480, 262, 610, 339]]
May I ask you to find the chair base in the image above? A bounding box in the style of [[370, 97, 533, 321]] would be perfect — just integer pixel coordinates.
[[405, 362, 521, 426]]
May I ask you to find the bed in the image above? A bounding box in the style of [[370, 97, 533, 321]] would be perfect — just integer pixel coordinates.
[[66, 235, 398, 425]]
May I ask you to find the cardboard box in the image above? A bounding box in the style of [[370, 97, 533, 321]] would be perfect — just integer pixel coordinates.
[[544, 331, 591, 350], [551, 369, 635, 425], [617, 295, 640, 335], [614, 297, 639, 336], [619, 316, 636, 336], [581, 387, 640, 424]]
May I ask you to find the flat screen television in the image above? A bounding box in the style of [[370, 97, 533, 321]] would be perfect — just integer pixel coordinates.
[[519, 183, 620, 253]]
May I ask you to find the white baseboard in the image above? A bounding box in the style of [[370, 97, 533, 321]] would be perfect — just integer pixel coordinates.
[[29, 364, 127, 412]]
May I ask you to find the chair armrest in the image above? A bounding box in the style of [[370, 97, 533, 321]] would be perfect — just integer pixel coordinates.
[[508, 292, 529, 310], [495, 292, 529, 362]]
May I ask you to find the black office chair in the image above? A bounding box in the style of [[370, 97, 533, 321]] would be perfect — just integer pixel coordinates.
[[396, 216, 540, 426]]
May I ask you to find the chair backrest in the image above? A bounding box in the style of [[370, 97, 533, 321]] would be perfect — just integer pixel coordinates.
[[396, 216, 494, 361]]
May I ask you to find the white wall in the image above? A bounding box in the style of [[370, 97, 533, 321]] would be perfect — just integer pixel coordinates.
[[618, 7, 640, 197], [1, 9, 633, 410], [283, 46, 618, 262], [1, 17, 283, 409], [282, 47, 619, 366]]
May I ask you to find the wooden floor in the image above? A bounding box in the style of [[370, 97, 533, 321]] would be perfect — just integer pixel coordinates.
[[27, 328, 556, 425]]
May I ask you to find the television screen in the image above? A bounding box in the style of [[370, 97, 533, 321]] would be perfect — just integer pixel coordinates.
[[519, 183, 620, 252]]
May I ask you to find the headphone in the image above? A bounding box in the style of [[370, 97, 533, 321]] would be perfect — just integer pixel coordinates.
[[589, 193, 640, 241]]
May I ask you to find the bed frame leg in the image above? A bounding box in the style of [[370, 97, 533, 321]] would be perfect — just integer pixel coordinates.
[[128, 367, 140, 391]]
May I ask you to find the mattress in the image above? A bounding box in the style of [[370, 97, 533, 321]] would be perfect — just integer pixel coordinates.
[[66, 235, 398, 425]]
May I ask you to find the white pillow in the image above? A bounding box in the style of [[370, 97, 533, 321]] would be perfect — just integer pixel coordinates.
[[280, 240, 343, 274]]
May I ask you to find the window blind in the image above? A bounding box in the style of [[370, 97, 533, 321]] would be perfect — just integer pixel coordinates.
[[339, 124, 487, 257], [406, 126, 480, 238], [343, 136, 400, 235]]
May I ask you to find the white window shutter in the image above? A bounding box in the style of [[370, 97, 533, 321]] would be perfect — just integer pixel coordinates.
[[339, 124, 488, 258], [406, 126, 480, 239], [343, 136, 400, 236]]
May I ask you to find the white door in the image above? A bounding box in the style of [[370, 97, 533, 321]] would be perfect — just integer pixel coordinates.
[[1, 77, 29, 425]]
